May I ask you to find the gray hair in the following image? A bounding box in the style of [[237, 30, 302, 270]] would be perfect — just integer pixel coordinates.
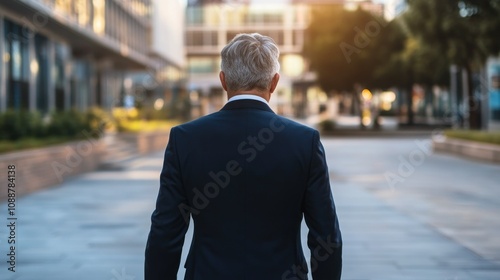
[[220, 33, 280, 92]]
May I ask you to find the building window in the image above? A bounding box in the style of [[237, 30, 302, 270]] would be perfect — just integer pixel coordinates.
[[246, 12, 283, 25], [55, 0, 72, 16], [35, 34, 49, 113], [4, 20, 30, 110], [75, 0, 91, 27], [70, 60, 90, 110], [226, 31, 240, 43], [128, 0, 150, 18], [93, 0, 106, 35], [208, 31, 218, 46], [186, 31, 217, 47], [188, 56, 218, 74], [292, 30, 303, 47], [186, 7, 204, 25], [105, 0, 115, 39], [54, 43, 68, 110], [258, 30, 284, 45]]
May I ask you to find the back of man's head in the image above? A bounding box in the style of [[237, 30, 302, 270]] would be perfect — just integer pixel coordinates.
[[221, 33, 280, 93]]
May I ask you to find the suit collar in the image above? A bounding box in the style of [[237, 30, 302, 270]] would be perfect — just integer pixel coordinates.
[[227, 94, 268, 104], [221, 99, 274, 113]]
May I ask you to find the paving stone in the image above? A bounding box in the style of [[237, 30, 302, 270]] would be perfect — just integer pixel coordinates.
[[0, 138, 499, 279]]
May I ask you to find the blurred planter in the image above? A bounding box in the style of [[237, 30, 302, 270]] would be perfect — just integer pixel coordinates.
[[0, 138, 104, 201], [318, 119, 337, 135], [433, 137, 500, 163], [118, 130, 169, 155]]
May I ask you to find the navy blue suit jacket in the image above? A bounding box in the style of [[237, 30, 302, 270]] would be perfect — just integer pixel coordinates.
[[145, 100, 342, 280]]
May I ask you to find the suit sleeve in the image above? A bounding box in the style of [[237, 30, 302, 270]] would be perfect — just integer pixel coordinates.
[[303, 130, 342, 280], [145, 127, 190, 280]]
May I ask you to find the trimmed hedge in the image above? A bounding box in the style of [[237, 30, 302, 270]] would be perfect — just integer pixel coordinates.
[[0, 110, 43, 140], [0, 107, 176, 153], [0, 137, 77, 154], [445, 129, 500, 146], [318, 119, 336, 132], [0, 108, 110, 142]]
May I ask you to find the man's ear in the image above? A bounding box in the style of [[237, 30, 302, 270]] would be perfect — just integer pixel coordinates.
[[269, 73, 280, 93], [219, 71, 228, 92]]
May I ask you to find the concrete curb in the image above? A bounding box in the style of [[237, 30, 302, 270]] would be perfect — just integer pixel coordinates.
[[99, 131, 170, 170], [433, 137, 500, 164], [320, 129, 433, 138], [0, 138, 105, 201]]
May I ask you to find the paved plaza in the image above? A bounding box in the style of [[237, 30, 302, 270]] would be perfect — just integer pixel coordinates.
[[1, 136, 500, 280]]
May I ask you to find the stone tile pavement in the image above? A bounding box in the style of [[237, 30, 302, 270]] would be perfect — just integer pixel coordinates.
[[0, 138, 499, 280]]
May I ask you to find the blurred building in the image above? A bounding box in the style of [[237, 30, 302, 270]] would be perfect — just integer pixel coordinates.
[[385, 0, 407, 20], [0, 0, 185, 114], [345, 0, 384, 17], [186, 0, 315, 117], [487, 57, 500, 130], [185, 0, 388, 118]]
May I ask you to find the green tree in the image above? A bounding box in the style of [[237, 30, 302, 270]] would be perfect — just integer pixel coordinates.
[[366, 19, 418, 125], [404, 0, 500, 129], [304, 5, 380, 93], [368, 19, 409, 90], [303, 5, 391, 127]]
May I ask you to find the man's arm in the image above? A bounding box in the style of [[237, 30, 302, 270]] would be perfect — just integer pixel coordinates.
[[145, 127, 190, 280], [303, 130, 342, 280]]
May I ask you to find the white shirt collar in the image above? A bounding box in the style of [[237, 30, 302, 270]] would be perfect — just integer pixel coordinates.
[[227, 94, 268, 104]]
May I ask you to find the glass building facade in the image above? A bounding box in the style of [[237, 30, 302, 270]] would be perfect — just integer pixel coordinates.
[[0, 0, 184, 114]]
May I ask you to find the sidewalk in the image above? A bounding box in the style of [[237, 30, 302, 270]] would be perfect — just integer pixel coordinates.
[[1, 149, 499, 279]]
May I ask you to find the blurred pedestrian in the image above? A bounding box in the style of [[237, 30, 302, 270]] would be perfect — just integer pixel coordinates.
[[145, 33, 342, 280]]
